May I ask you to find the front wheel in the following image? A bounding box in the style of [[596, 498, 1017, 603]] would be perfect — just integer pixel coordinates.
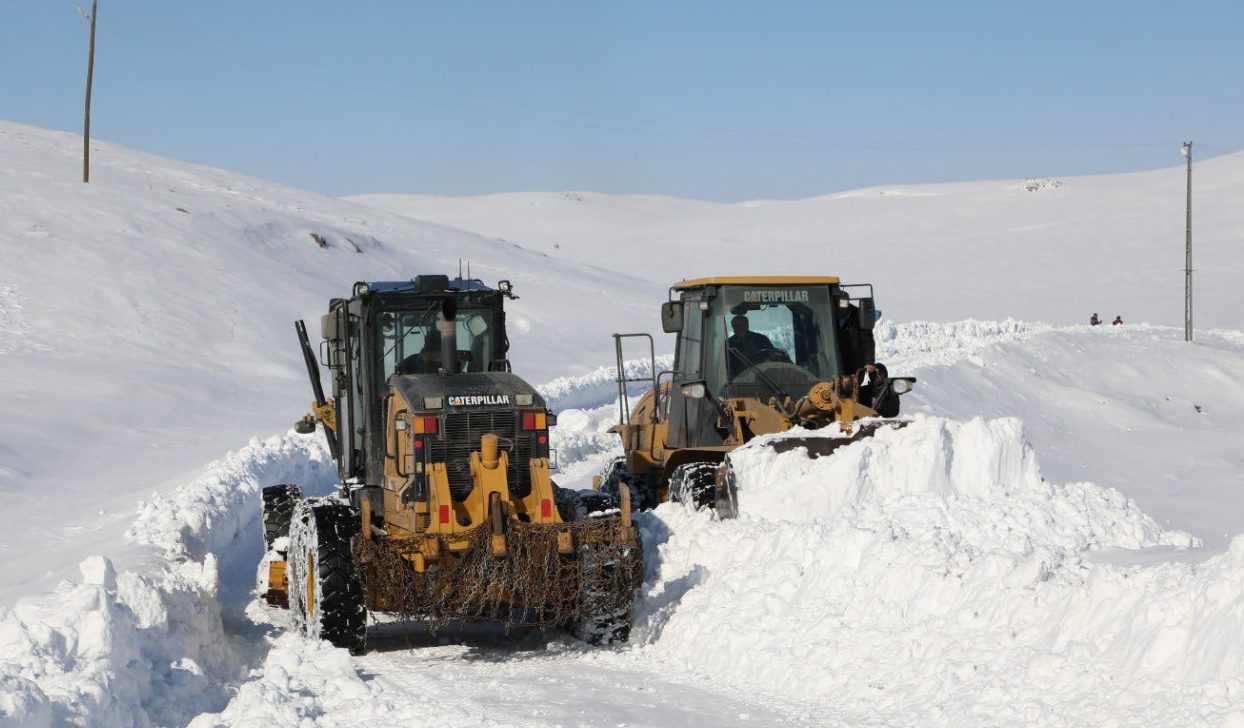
[[668, 462, 719, 510], [261, 484, 303, 551], [572, 530, 643, 646], [287, 499, 367, 654]]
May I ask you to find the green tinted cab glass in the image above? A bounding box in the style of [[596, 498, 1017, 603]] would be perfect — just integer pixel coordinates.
[[378, 308, 494, 378], [701, 285, 840, 399]]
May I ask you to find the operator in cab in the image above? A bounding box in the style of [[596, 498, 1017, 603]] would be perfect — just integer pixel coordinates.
[[726, 315, 777, 376]]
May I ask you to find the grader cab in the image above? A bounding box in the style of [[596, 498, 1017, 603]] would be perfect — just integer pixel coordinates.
[[604, 276, 916, 514], [261, 276, 642, 653]]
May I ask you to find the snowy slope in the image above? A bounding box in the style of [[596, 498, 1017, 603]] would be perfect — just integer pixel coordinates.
[[0, 121, 661, 602], [4, 119, 1244, 727], [9, 322, 1244, 727], [350, 154, 1244, 329], [895, 323, 1244, 552]]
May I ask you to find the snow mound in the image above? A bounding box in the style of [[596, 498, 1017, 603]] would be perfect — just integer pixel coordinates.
[[186, 634, 388, 727], [876, 318, 1053, 370], [631, 417, 1244, 726], [730, 415, 1194, 552], [0, 433, 337, 727]]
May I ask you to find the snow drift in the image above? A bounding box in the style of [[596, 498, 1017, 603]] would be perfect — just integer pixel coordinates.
[[0, 433, 336, 727], [632, 416, 1244, 727]]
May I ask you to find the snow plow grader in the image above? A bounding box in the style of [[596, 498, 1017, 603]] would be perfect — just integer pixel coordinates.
[[603, 276, 916, 516], [260, 276, 642, 654]]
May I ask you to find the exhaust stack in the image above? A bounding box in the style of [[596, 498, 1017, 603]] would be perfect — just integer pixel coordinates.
[[440, 297, 458, 374]]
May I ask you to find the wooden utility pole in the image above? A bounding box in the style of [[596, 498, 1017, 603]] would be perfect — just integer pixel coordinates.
[[1182, 141, 1193, 342], [82, 0, 99, 183]]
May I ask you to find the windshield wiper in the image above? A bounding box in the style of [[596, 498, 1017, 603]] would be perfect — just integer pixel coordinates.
[[727, 348, 786, 404]]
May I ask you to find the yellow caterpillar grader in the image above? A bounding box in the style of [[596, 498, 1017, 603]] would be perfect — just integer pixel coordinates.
[[602, 276, 915, 515], [260, 276, 643, 653]]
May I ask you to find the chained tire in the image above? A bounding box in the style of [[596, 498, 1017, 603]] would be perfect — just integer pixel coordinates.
[[668, 462, 719, 510], [599, 457, 655, 510], [572, 529, 643, 645], [261, 484, 303, 551], [287, 499, 367, 654], [568, 494, 642, 645]]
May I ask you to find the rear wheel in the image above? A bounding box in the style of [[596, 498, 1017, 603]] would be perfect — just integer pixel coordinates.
[[261, 484, 302, 551], [668, 462, 719, 510], [572, 530, 642, 645], [287, 500, 367, 654]]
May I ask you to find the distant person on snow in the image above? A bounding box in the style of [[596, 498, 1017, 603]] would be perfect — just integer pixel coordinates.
[[1112, 315, 1123, 326], [1090, 313, 1101, 326]]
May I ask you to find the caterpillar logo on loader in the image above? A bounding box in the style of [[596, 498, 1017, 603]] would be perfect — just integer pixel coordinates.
[[260, 276, 643, 654], [599, 276, 916, 516]]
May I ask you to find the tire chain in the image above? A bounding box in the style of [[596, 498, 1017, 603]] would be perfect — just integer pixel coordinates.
[[354, 518, 643, 636]]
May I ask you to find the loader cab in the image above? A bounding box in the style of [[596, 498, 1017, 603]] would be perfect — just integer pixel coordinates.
[[319, 276, 513, 486], [658, 276, 878, 449]]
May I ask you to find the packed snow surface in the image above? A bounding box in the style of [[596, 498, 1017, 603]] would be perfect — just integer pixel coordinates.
[[3, 121, 1244, 726]]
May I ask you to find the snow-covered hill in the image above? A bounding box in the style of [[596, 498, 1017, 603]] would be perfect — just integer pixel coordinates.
[[350, 155, 1244, 329], [3, 120, 1244, 727], [0, 121, 661, 602]]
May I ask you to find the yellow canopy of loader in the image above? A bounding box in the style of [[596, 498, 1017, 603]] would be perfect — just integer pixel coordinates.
[[672, 276, 841, 289]]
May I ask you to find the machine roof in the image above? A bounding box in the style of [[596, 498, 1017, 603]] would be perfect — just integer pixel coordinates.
[[672, 276, 841, 289], [366, 278, 495, 294]]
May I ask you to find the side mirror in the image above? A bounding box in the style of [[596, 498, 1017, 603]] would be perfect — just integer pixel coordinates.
[[661, 301, 684, 333], [890, 377, 917, 395], [858, 298, 877, 330], [465, 314, 488, 336], [321, 312, 341, 340]]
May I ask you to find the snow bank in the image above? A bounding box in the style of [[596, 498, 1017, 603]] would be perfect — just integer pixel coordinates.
[[0, 433, 336, 727], [185, 633, 391, 727], [876, 318, 1052, 369], [538, 354, 673, 412], [730, 415, 1193, 551], [631, 416, 1244, 726]]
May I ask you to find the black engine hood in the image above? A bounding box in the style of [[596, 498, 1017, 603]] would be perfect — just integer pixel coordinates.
[[390, 372, 545, 411]]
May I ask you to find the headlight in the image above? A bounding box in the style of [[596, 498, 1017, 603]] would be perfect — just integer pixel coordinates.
[[680, 382, 707, 399], [890, 378, 916, 395], [515, 393, 534, 406], [423, 396, 443, 409]]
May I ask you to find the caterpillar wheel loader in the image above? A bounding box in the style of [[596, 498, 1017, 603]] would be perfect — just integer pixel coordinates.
[[259, 276, 643, 654], [601, 276, 916, 516]]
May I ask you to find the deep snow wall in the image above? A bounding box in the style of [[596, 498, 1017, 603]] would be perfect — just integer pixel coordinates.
[[633, 418, 1243, 727], [0, 433, 337, 727]]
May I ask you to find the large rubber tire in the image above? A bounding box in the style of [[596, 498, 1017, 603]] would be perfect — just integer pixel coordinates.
[[261, 484, 303, 551], [552, 483, 580, 523], [287, 499, 367, 654], [572, 528, 642, 646], [668, 462, 719, 510], [568, 493, 641, 645], [599, 457, 654, 510]]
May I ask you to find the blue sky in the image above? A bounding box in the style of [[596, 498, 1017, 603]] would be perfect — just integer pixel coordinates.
[[2, 1, 1241, 200]]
